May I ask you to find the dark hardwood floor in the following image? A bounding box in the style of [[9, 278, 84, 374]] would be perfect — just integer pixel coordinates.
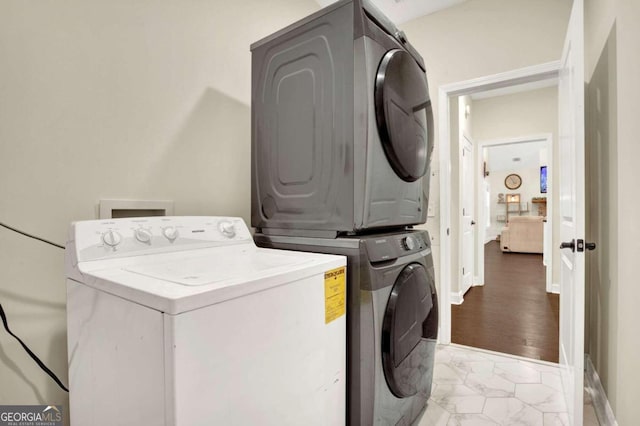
[[451, 240, 560, 362]]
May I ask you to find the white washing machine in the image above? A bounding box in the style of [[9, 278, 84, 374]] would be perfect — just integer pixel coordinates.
[[65, 216, 347, 426]]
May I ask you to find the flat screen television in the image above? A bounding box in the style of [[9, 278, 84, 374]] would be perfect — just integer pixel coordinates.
[[540, 166, 548, 193]]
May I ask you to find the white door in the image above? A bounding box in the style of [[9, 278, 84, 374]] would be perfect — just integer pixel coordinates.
[[460, 137, 474, 296], [558, 0, 585, 424]]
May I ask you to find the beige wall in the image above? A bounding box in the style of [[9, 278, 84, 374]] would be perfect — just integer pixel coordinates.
[[585, 0, 640, 423], [472, 86, 559, 284], [585, 21, 618, 414], [614, 1, 640, 423], [472, 87, 559, 142], [0, 0, 320, 418], [401, 0, 570, 165], [403, 0, 571, 299], [6, 0, 638, 423]]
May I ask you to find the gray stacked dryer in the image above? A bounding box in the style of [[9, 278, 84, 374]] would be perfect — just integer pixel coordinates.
[[251, 0, 437, 424], [251, 0, 433, 236]]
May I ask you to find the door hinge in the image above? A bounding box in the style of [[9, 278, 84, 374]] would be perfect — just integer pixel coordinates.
[[577, 239, 584, 252]]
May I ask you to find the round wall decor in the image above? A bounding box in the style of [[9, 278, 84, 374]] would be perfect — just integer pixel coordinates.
[[504, 173, 522, 190]]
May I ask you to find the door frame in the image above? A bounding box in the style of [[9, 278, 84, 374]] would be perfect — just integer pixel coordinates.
[[438, 61, 560, 344], [474, 134, 554, 294], [457, 135, 475, 303]]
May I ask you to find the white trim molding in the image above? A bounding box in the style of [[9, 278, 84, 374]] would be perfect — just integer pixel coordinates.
[[438, 83, 453, 344], [585, 354, 618, 426], [450, 291, 464, 305], [551, 283, 560, 294], [439, 61, 561, 98], [485, 233, 498, 244]]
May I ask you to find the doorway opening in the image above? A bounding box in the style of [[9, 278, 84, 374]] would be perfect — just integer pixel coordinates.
[[437, 62, 561, 362], [454, 134, 559, 362], [478, 136, 555, 293]]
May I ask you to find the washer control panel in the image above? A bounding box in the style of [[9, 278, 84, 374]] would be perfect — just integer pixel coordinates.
[[364, 231, 430, 263], [402, 235, 417, 251], [70, 216, 252, 262]]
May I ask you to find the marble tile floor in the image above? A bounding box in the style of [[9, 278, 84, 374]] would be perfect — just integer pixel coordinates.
[[415, 344, 599, 426]]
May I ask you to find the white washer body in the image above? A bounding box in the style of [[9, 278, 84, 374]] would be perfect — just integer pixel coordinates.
[[65, 216, 346, 426]]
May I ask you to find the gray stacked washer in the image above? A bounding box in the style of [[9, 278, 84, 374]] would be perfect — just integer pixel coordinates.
[[254, 230, 438, 426], [251, 1, 437, 425]]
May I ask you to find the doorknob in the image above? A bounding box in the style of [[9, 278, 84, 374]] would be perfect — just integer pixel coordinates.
[[559, 240, 575, 252], [586, 242, 596, 251], [471, 220, 476, 226]]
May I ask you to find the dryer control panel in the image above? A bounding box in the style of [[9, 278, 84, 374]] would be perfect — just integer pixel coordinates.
[[69, 216, 253, 262]]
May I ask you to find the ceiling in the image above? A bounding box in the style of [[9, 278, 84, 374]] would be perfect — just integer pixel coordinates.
[[487, 141, 547, 172], [314, 0, 469, 24]]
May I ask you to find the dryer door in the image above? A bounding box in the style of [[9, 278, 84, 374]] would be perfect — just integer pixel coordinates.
[[375, 49, 433, 182], [382, 262, 435, 398]]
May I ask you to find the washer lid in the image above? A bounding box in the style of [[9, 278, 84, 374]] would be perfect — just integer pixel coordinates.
[[124, 249, 311, 286], [78, 246, 345, 315], [375, 49, 433, 182]]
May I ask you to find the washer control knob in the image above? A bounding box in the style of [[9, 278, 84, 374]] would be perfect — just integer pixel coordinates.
[[102, 230, 122, 247], [218, 220, 236, 238], [402, 235, 417, 251], [163, 226, 179, 242], [134, 228, 152, 243]]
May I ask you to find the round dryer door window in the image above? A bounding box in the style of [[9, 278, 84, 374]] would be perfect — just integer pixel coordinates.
[[375, 49, 433, 182], [382, 262, 434, 398]]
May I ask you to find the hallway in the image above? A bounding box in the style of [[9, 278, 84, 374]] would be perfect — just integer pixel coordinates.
[[451, 241, 559, 362]]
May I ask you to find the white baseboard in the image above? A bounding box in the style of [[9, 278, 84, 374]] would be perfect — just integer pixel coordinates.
[[473, 276, 484, 287], [450, 290, 464, 305], [485, 233, 498, 244], [550, 283, 560, 294], [585, 354, 618, 426]]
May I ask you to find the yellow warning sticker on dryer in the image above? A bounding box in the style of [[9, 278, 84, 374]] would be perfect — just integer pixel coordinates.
[[324, 266, 346, 324]]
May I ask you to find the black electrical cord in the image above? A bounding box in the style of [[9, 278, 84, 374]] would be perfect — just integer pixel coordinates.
[[0, 222, 65, 250], [0, 221, 68, 392], [0, 303, 69, 392]]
